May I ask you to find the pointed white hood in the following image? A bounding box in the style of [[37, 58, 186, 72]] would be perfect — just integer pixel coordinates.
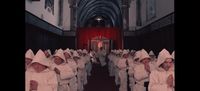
[[31, 49, 50, 67], [119, 49, 123, 53], [157, 49, 173, 67], [70, 49, 74, 55], [64, 48, 72, 57], [130, 50, 136, 53], [46, 49, 52, 56], [54, 49, 58, 54], [171, 51, 175, 59], [53, 49, 66, 62], [149, 50, 155, 56], [77, 49, 82, 52], [70, 49, 74, 52], [122, 49, 129, 55], [25, 49, 34, 59], [133, 50, 141, 61], [139, 49, 150, 62], [73, 51, 80, 58], [83, 49, 88, 54], [114, 50, 119, 54]]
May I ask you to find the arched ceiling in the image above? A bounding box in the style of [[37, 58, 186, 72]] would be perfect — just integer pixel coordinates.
[[77, 0, 122, 28]]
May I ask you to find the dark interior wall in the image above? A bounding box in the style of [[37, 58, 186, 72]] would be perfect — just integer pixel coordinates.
[[26, 23, 75, 53], [124, 24, 174, 56]]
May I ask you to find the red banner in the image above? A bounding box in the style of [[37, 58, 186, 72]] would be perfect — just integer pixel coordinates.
[[77, 27, 122, 50]]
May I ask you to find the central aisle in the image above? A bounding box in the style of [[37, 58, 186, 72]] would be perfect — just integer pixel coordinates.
[[84, 61, 118, 91]]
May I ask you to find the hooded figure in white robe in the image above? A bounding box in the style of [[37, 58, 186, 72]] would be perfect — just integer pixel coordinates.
[[83, 49, 92, 77], [26, 49, 58, 91], [128, 50, 140, 91], [44, 49, 52, 57], [112, 50, 120, 85], [148, 49, 174, 91], [133, 49, 152, 91], [73, 51, 85, 91], [149, 50, 157, 71], [80, 49, 89, 85], [64, 48, 78, 91], [51, 49, 75, 91], [77, 50, 90, 85], [117, 50, 129, 91], [25, 49, 34, 70]]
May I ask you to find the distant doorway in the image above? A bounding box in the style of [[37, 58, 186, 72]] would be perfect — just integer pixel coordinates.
[[90, 36, 113, 53], [77, 27, 122, 50]]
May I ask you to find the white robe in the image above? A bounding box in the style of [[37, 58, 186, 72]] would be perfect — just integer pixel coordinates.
[[67, 59, 78, 91], [148, 68, 174, 91], [51, 63, 75, 91], [117, 58, 128, 91], [82, 56, 90, 85], [133, 64, 150, 91], [84, 55, 92, 76], [149, 60, 157, 71], [77, 58, 86, 91], [113, 56, 120, 85], [127, 57, 136, 91], [26, 69, 58, 91]]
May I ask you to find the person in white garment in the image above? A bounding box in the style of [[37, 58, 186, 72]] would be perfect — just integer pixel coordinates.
[[117, 49, 129, 91], [64, 48, 78, 91], [25, 49, 34, 70], [148, 49, 174, 91], [44, 49, 54, 62], [44, 49, 52, 58], [51, 49, 75, 91], [73, 51, 85, 91], [129, 50, 142, 91], [113, 50, 120, 86], [97, 47, 107, 67], [133, 49, 152, 91], [81, 49, 90, 85], [127, 50, 135, 67], [26, 49, 58, 91], [149, 50, 157, 71], [127, 50, 136, 91], [83, 49, 92, 77]]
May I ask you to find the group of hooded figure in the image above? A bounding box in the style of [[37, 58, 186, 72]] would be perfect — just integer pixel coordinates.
[[25, 48, 96, 91], [108, 49, 175, 91], [25, 48, 175, 91]]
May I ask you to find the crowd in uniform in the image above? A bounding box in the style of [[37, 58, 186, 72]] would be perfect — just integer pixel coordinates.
[[25, 48, 96, 91], [25, 48, 175, 91], [108, 49, 175, 91]]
